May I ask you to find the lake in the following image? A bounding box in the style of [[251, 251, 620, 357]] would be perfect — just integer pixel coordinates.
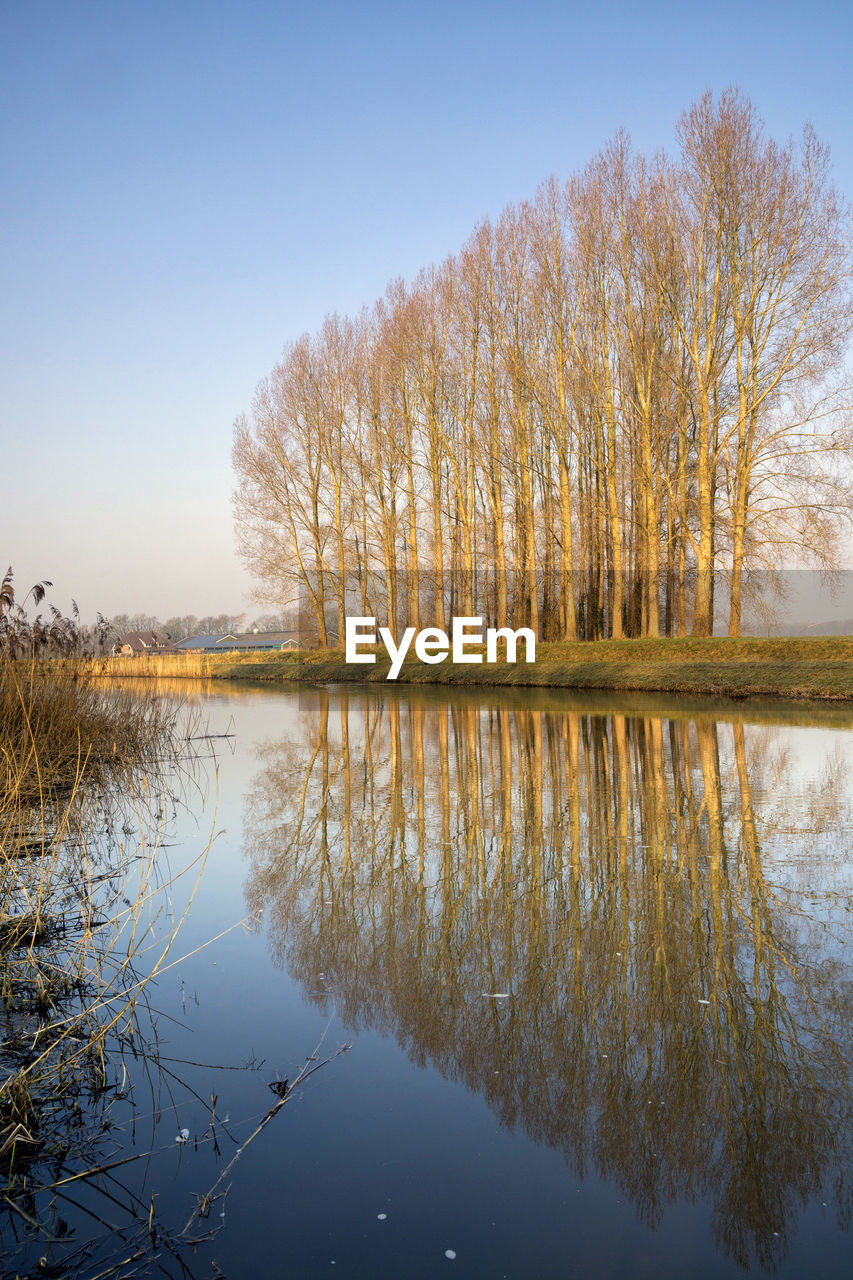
[[8, 683, 852, 1278]]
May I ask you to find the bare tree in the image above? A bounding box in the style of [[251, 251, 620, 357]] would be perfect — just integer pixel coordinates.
[[232, 92, 852, 643]]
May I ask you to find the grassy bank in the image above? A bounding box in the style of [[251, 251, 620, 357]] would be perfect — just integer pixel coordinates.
[[74, 635, 853, 702]]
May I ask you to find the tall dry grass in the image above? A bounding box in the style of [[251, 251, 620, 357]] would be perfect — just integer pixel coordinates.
[[0, 655, 208, 1235], [84, 649, 305, 680]]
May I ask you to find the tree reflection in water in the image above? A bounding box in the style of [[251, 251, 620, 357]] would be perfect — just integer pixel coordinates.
[[242, 690, 853, 1271]]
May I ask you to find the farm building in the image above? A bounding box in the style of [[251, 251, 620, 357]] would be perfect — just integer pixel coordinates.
[[112, 630, 175, 656], [175, 631, 307, 653]]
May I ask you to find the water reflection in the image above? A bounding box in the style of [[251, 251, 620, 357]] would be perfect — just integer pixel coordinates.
[[243, 690, 853, 1270]]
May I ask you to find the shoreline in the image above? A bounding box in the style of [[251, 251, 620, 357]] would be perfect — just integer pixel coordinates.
[[57, 635, 853, 706]]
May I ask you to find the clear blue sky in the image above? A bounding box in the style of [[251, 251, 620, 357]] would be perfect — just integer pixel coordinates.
[[3, 0, 852, 621]]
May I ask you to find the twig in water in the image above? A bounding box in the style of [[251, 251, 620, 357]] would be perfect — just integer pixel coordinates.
[[180, 1023, 351, 1236]]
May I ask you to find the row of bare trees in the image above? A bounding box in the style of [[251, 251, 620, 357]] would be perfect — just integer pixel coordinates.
[[233, 91, 852, 642]]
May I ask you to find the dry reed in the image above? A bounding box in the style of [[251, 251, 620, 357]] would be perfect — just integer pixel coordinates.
[[0, 653, 209, 1262]]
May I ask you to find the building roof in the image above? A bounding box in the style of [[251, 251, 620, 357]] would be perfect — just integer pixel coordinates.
[[227, 631, 303, 648], [176, 629, 337, 652], [176, 631, 304, 651], [174, 634, 234, 650], [116, 630, 174, 653]]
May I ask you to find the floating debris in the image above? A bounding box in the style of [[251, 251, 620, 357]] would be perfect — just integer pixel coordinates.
[[175, 1128, 190, 1144], [445, 1249, 457, 1259], [377, 1213, 387, 1220]]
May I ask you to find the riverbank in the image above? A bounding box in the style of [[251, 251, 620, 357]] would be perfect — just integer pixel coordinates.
[[76, 635, 853, 702]]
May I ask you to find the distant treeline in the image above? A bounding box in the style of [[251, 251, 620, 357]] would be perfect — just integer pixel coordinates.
[[107, 612, 286, 643], [234, 90, 852, 644]]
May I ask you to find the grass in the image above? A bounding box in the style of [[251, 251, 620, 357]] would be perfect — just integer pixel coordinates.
[[0, 655, 208, 1258], [70, 634, 853, 703], [2, 660, 177, 805]]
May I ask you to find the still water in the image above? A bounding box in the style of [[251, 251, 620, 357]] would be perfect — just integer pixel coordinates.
[[18, 685, 853, 1277]]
